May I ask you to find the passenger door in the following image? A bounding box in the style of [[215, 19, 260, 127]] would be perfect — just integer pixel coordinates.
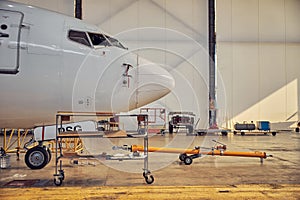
[[0, 9, 23, 74]]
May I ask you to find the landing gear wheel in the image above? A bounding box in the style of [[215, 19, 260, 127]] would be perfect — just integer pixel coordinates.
[[47, 148, 52, 163], [145, 175, 154, 184], [179, 153, 187, 161], [25, 146, 48, 169], [183, 156, 193, 165], [54, 177, 63, 186]]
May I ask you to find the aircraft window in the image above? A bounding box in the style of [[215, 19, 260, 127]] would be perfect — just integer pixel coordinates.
[[105, 35, 127, 49], [88, 32, 126, 49], [1, 24, 8, 30], [88, 32, 110, 47], [68, 30, 91, 47]]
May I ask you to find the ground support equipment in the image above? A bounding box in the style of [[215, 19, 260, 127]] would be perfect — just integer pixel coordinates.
[[168, 111, 195, 134], [116, 140, 272, 166], [53, 112, 154, 186], [195, 128, 229, 136], [233, 121, 277, 136]]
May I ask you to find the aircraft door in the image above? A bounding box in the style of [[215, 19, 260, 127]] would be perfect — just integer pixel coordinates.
[[0, 9, 23, 74]]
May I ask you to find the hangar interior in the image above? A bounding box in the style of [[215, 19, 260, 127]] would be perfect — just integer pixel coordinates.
[[9, 0, 300, 130], [0, 1, 300, 197]]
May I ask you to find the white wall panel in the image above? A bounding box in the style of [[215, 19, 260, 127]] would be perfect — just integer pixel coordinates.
[[217, 0, 300, 128], [11, 0, 74, 16], [232, 0, 259, 42], [232, 43, 260, 121]]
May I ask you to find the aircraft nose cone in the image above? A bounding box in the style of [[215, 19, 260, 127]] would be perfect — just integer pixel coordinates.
[[129, 58, 175, 109]]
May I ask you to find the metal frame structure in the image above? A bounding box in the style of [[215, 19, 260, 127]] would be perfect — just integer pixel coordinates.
[[53, 111, 153, 186], [140, 107, 166, 134], [1, 129, 32, 159], [168, 111, 196, 134]]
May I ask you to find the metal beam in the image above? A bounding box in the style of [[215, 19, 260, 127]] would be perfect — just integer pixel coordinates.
[[208, 0, 217, 128], [75, 0, 82, 19]]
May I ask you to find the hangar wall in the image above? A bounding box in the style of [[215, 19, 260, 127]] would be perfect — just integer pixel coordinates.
[[10, 0, 300, 129], [217, 0, 300, 128], [82, 0, 210, 128]]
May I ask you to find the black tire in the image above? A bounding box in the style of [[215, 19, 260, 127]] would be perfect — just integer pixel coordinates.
[[233, 131, 237, 135], [179, 153, 187, 161], [198, 132, 204, 136], [59, 170, 65, 180], [169, 123, 173, 134], [25, 146, 48, 169], [295, 127, 299, 133], [183, 156, 193, 165], [47, 148, 52, 163], [272, 132, 277, 136], [221, 131, 228, 136], [145, 175, 154, 184], [241, 132, 245, 136], [54, 178, 63, 186]]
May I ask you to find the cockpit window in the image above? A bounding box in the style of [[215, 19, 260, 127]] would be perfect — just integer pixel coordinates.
[[68, 30, 91, 47], [105, 35, 127, 49], [88, 32, 110, 46], [88, 32, 126, 49]]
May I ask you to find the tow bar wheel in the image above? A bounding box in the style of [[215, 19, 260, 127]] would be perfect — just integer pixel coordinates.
[[25, 146, 48, 169], [179, 153, 187, 161], [183, 156, 193, 165]]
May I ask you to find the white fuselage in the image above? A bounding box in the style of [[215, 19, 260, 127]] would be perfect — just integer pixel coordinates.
[[0, 1, 175, 128]]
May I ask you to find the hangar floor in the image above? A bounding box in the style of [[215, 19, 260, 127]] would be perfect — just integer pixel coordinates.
[[0, 131, 299, 199]]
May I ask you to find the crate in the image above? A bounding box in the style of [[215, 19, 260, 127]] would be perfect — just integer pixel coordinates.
[[0, 154, 11, 169], [257, 121, 270, 131]]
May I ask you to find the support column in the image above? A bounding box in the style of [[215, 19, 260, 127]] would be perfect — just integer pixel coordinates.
[[75, 0, 82, 20], [208, 0, 217, 128]]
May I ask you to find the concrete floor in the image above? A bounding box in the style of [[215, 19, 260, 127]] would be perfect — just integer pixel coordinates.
[[0, 131, 300, 199]]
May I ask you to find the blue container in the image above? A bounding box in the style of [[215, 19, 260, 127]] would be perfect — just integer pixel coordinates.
[[257, 121, 270, 131]]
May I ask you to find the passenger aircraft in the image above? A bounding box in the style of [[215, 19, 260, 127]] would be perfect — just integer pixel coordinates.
[[0, 1, 175, 129]]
